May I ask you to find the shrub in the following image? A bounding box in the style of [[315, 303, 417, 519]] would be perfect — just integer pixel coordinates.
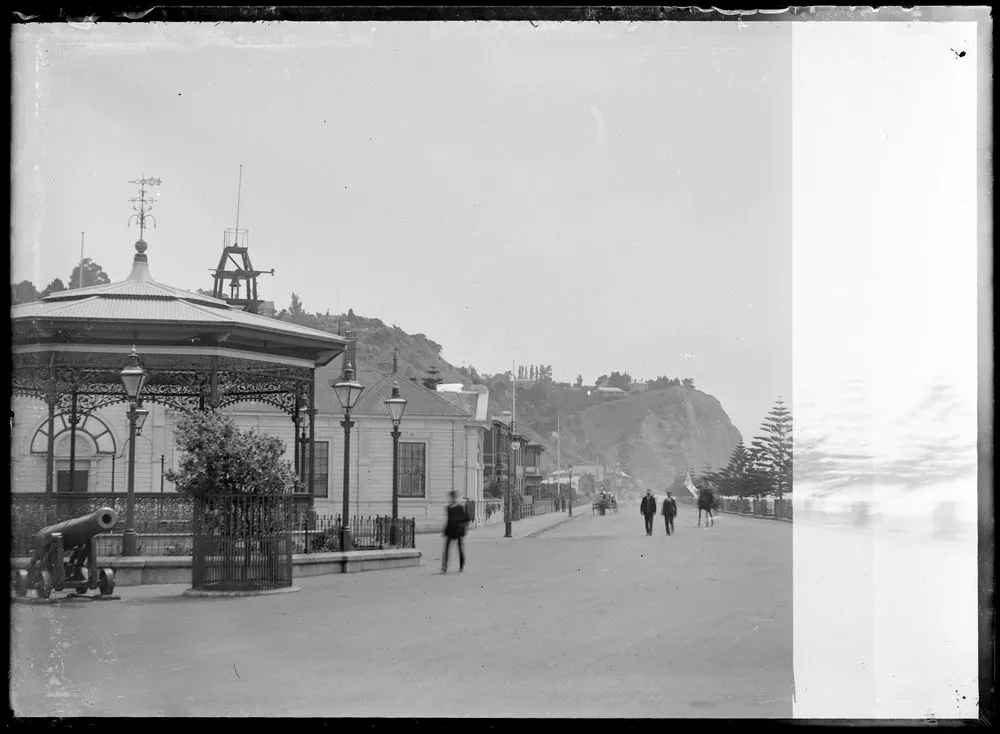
[[165, 410, 301, 499]]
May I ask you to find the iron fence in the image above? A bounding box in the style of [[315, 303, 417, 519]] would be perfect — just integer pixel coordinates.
[[191, 493, 294, 591], [476, 499, 504, 526], [532, 498, 555, 515], [11, 493, 195, 555], [512, 503, 535, 520], [716, 497, 793, 521], [94, 533, 194, 557], [12, 493, 418, 561], [296, 514, 416, 553]]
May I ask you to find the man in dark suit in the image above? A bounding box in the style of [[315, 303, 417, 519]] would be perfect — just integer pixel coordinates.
[[662, 491, 678, 535], [442, 491, 470, 573], [640, 489, 657, 536]]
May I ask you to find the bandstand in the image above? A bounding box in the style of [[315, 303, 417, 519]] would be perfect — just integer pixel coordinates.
[[11, 232, 347, 548]]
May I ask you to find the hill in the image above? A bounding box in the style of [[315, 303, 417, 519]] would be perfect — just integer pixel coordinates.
[[273, 305, 743, 489], [275, 307, 469, 386], [573, 387, 743, 490]]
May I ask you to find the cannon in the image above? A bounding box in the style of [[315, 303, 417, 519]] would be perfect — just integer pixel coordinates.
[[13, 507, 118, 599]]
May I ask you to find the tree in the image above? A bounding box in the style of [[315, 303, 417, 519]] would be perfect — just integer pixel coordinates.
[[595, 374, 608, 388], [681, 377, 695, 389], [607, 371, 632, 391], [759, 397, 793, 500], [422, 365, 443, 391], [650, 375, 678, 390], [68, 258, 111, 289], [40, 278, 66, 298], [289, 292, 305, 316], [746, 436, 773, 499], [575, 374, 583, 388], [165, 410, 301, 499], [718, 442, 753, 497], [11, 280, 39, 305], [166, 410, 302, 586]]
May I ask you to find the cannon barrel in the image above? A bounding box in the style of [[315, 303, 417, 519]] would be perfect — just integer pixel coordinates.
[[36, 507, 119, 549]]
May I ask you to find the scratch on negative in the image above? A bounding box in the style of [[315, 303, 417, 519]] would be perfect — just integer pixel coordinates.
[[234, 664, 240, 679]]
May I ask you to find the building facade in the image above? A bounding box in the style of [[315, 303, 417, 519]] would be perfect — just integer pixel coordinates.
[[483, 418, 512, 498], [10, 359, 489, 535]]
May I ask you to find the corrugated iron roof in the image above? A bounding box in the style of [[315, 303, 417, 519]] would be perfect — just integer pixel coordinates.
[[352, 371, 470, 418], [12, 245, 347, 347], [40, 277, 226, 307]]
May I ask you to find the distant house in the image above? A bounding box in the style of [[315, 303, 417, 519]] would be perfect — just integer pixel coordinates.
[[519, 441, 545, 498], [483, 417, 513, 498], [596, 386, 626, 397], [628, 381, 648, 393]]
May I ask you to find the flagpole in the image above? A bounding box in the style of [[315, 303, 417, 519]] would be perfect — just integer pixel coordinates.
[[78, 232, 85, 287]]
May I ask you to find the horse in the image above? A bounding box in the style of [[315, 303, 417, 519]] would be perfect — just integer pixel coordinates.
[[697, 490, 716, 527]]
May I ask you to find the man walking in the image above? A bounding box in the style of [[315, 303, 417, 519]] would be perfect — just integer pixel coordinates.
[[442, 490, 469, 573], [662, 491, 678, 535], [640, 489, 657, 536]]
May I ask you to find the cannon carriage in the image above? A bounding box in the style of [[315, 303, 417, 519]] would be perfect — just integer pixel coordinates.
[[13, 507, 119, 599]]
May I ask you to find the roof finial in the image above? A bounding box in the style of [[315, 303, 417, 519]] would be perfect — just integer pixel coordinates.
[[128, 176, 161, 262], [392, 348, 398, 374]]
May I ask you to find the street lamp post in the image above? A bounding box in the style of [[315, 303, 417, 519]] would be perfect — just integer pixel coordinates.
[[504, 429, 513, 538], [384, 381, 407, 544], [333, 363, 364, 552], [568, 465, 573, 517], [119, 347, 148, 557], [506, 435, 522, 537]]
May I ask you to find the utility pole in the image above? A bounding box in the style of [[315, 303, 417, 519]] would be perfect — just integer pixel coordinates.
[[556, 413, 561, 508], [78, 232, 85, 288]]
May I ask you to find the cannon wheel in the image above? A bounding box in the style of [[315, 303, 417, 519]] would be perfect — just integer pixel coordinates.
[[36, 570, 53, 599], [98, 569, 115, 596], [14, 570, 30, 597], [75, 567, 90, 595]]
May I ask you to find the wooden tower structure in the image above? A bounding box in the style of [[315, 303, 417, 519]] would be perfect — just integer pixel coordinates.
[[211, 166, 274, 313]]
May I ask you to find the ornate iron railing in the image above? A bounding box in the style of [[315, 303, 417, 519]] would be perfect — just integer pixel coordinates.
[[191, 493, 294, 591], [297, 514, 416, 553], [10, 493, 195, 556]]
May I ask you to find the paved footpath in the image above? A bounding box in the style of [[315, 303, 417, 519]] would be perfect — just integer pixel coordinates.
[[11, 506, 792, 718]]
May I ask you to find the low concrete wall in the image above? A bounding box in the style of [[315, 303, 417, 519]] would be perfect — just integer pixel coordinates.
[[10, 548, 422, 587]]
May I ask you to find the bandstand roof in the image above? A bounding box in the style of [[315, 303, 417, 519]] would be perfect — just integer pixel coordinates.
[[11, 238, 347, 418], [12, 239, 347, 365]]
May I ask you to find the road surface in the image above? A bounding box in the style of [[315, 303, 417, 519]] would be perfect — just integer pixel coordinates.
[[12, 506, 793, 718]]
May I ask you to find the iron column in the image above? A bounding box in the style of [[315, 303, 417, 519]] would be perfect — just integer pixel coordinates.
[[122, 402, 139, 555]]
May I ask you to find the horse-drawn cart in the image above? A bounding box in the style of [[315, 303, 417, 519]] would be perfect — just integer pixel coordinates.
[[591, 495, 618, 517]]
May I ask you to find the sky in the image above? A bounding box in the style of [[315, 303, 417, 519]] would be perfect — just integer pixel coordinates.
[[11, 21, 792, 440], [791, 21, 979, 482]]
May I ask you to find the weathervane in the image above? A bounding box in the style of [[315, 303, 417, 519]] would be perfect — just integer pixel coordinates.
[[128, 176, 161, 240]]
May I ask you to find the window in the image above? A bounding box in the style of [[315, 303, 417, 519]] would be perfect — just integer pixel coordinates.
[[299, 441, 329, 497], [398, 442, 426, 498]]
